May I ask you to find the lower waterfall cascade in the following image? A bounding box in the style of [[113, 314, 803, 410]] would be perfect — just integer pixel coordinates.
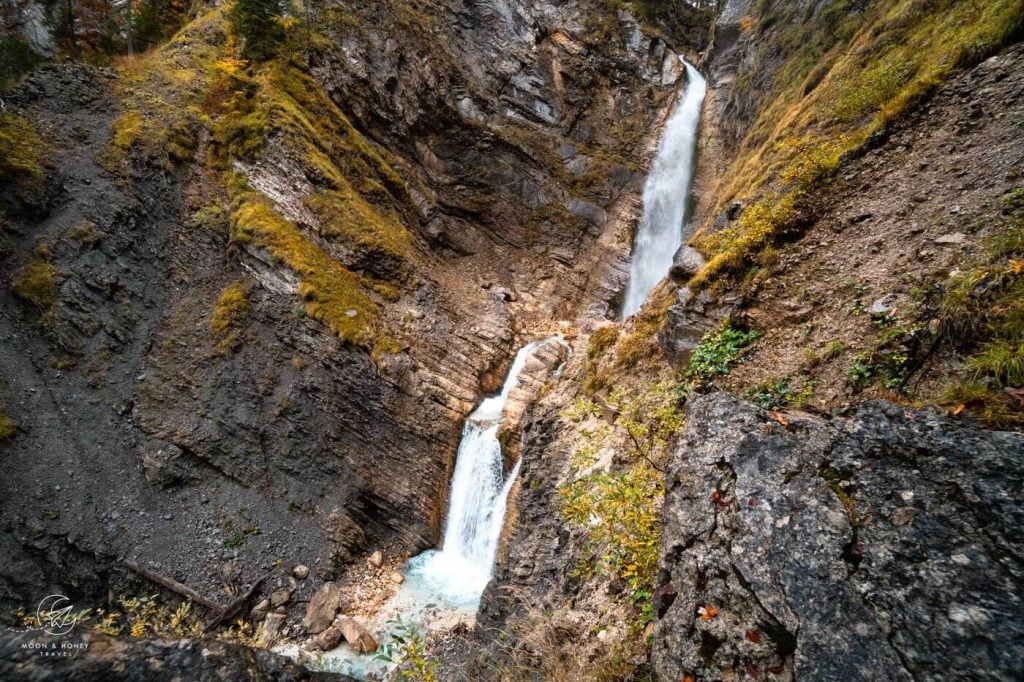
[[302, 337, 563, 677], [407, 337, 561, 607]]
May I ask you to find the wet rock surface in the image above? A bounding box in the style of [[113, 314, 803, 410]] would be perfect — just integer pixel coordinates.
[[652, 392, 1024, 681], [0, 631, 351, 681]]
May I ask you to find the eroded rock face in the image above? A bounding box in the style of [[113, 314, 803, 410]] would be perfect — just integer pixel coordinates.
[[0, 1, 687, 612], [652, 393, 1024, 681], [0, 631, 351, 681]]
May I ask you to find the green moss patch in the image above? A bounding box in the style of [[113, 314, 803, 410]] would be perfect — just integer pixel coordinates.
[[0, 411, 15, 441], [11, 261, 58, 308], [230, 185, 378, 348], [0, 112, 43, 186]]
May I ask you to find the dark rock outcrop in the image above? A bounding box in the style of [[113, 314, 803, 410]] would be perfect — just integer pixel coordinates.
[[0, 631, 350, 681], [669, 245, 706, 281], [653, 392, 1024, 680]]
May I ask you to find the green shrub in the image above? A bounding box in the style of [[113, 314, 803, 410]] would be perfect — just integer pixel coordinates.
[[939, 219, 1024, 425], [824, 339, 846, 360], [588, 326, 620, 361], [0, 36, 43, 89], [745, 374, 817, 410], [560, 380, 684, 594], [229, 0, 285, 61], [374, 615, 437, 682], [681, 324, 762, 393], [561, 464, 662, 593]]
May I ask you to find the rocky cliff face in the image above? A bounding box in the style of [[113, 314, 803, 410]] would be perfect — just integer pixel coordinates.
[[474, 1, 1024, 679], [0, 0, 694, 616], [653, 393, 1024, 680]]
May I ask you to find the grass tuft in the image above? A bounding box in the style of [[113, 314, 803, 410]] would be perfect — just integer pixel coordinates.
[[0, 112, 43, 187], [210, 280, 251, 353], [0, 411, 15, 441], [11, 261, 58, 308]]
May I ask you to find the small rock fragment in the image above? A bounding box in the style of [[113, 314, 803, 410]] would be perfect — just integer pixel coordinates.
[[934, 232, 967, 245], [270, 586, 293, 607]]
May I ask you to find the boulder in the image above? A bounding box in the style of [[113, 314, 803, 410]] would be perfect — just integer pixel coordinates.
[[303, 582, 343, 635], [668, 245, 706, 281], [322, 510, 366, 577], [389, 572, 405, 585], [293, 564, 310, 580], [270, 586, 293, 608], [934, 232, 967, 244], [315, 615, 378, 654], [652, 393, 1024, 680], [140, 440, 200, 489], [868, 293, 899, 317], [368, 550, 383, 568], [726, 200, 745, 221], [256, 612, 287, 648], [338, 616, 378, 654], [250, 598, 270, 622]]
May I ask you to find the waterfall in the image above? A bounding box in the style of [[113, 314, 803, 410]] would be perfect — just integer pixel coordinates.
[[408, 338, 557, 608], [620, 60, 707, 318]]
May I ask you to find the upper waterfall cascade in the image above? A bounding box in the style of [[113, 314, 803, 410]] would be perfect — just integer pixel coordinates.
[[620, 60, 707, 318]]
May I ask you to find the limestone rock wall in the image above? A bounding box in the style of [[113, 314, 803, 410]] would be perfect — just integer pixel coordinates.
[[652, 393, 1024, 680]]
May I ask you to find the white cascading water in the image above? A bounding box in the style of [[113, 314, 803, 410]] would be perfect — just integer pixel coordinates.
[[405, 337, 557, 608], [620, 60, 707, 318], [300, 339, 561, 678]]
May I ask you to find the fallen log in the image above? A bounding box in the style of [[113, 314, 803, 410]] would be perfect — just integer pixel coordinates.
[[124, 559, 274, 632], [123, 560, 222, 612]]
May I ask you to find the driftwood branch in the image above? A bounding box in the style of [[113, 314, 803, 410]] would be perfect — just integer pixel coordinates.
[[124, 560, 222, 612]]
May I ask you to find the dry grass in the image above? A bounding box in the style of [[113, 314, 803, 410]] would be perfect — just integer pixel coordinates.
[[230, 183, 378, 348], [0, 111, 43, 186], [210, 280, 251, 353], [0, 411, 15, 441], [690, 0, 1024, 286]]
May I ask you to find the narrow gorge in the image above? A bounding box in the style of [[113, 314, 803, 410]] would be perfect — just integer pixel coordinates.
[[1, 1, 1023, 680]]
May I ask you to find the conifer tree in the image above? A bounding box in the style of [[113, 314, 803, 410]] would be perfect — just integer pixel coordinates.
[[229, 0, 284, 62]]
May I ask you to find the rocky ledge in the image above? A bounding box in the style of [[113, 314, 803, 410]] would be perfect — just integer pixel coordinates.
[[653, 393, 1024, 680], [0, 630, 351, 681]]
